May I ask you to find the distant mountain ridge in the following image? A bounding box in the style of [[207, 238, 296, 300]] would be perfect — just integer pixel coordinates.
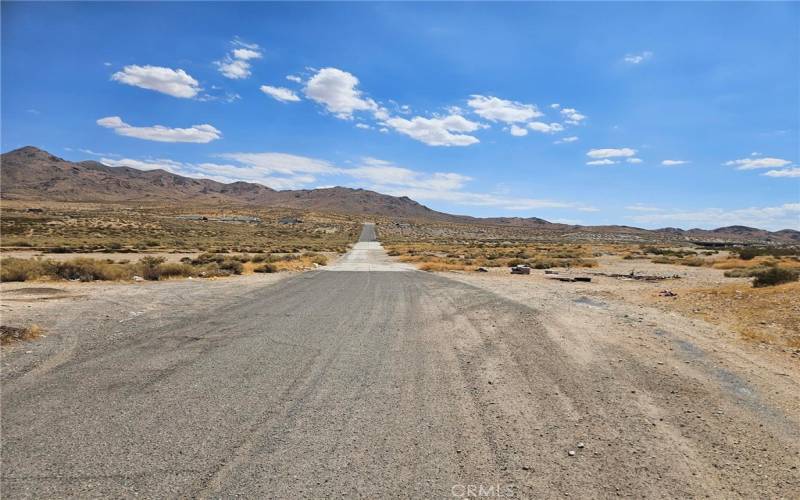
[[1, 146, 797, 243]]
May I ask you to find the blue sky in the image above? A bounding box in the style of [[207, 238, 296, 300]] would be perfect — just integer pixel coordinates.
[[2, 2, 798, 230]]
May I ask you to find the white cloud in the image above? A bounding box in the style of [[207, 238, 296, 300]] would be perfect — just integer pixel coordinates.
[[384, 114, 480, 146], [96, 116, 221, 143], [763, 168, 800, 178], [377, 186, 592, 212], [560, 107, 587, 125], [98, 151, 592, 212], [509, 124, 528, 137], [528, 121, 564, 134], [467, 95, 542, 123], [587, 148, 636, 159], [555, 136, 579, 144], [348, 158, 471, 191], [586, 159, 618, 166], [626, 158, 643, 164], [662, 159, 689, 166], [215, 152, 339, 175], [111, 65, 200, 98], [626, 204, 663, 212], [304, 67, 378, 119], [724, 157, 792, 170], [550, 103, 561, 109], [260, 85, 301, 102], [355, 123, 371, 129], [286, 75, 302, 83], [216, 40, 262, 79], [627, 203, 800, 231], [624, 51, 653, 64], [232, 48, 261, 60]]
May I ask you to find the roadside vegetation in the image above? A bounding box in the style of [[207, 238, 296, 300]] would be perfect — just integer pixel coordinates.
[[617, 245, 800, 285], [0, 252, 330, 282], [384, 242, 599, 271]]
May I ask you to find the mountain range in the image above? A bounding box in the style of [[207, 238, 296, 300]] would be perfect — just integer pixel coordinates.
[[1, 146, 797, 243]]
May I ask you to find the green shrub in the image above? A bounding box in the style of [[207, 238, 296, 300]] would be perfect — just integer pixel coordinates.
[[138, 256, 166, 281], [752, 267, 799, 288], [218, 259, 244, 274]]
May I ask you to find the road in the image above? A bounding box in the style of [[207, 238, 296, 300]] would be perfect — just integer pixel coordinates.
[[2, 223, 798, 498]]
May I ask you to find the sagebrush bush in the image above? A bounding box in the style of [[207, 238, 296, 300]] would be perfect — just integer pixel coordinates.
[[752, 267, 799, 288], [0, 258, 49, 282], [254, 263, 278, 273], [54, 258, 132, 281]]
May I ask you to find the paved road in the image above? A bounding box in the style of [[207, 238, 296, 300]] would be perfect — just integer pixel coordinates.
[[2, 224, 798, 498]]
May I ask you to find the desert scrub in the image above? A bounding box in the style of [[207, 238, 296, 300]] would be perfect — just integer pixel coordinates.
[[1, 324, 43, 345], [752, 267, 799, 288], [1, 258, 51, 282], [54, 258, 132, 281]]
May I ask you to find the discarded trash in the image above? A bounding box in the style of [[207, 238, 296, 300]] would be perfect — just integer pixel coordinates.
[[549, 276, 592, 282], [132, 275, 144, 282], [544, 270, 559, 275], [591, 271, 680, 281], [658, 290, 677, 297], [510, 265, 531, 275], [476, 267, 489, 272]]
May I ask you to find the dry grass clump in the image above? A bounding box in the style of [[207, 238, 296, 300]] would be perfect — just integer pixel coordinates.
[[249, 252, 328, 273], [419, 262, 471, 272], [0, 254, 258, 282], [1, 324, 43, 345]]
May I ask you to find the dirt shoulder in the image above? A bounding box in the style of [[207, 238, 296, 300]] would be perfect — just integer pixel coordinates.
[[0, 273, 293, 379], [437, 260, 800, 436]]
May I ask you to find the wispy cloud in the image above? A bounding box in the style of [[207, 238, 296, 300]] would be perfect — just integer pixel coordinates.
[[724, 156, 792, 170], [624, 51, 653, 64], [661, 159, 689, 166], [260, 85, 301, 102], [96, 116, 221, 143], [216, 38, 262, 79], [554, 136, 578, 144], [763, 167, 800, 178], [627, 203, 800, 231], [587, 147, 636, 159]]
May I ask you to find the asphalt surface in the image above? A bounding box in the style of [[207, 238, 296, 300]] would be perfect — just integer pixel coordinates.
[[2, 223, 798, 498]]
